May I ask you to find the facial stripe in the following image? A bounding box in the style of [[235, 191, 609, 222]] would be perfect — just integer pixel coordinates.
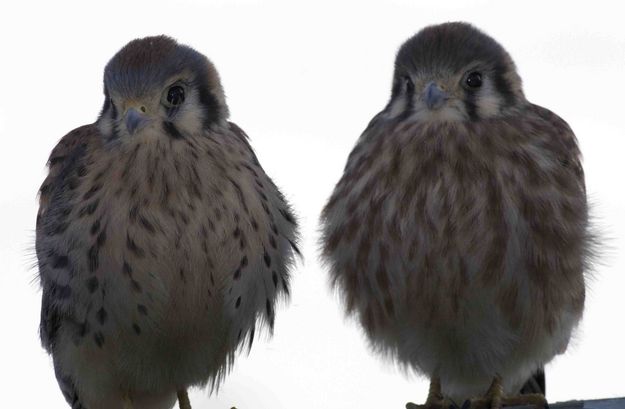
[[163, 121, 183, 139], [492, 62, 516, 108], [100, 91, 111, 116], [464, 88, 479, 121], [197, 85, 221, 129], [110, 100, 118, 119]]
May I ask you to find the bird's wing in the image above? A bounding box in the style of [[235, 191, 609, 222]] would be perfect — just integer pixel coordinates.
[[36, 124, 101, 409], [530, 104, 586, 194], [36, 124, 101, 351], [227, 121, 261, 166], [37, 125, 101, 220], [228, 120, 300, 256], [226, 121, 301, 245], [320, 110, 388, 221]]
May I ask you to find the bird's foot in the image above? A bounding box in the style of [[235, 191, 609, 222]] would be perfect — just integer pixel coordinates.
[[122, 394, 134, 409], [178, 389, 192, 409], [406, 377, 461, 409], [461, 376, 547, 409], [462, 393, 546, 409], [406, 398, 459, 409]]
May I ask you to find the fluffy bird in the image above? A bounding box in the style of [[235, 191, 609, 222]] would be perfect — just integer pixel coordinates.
[[320, 22, 590, 408], [36, 36, 299, 409]]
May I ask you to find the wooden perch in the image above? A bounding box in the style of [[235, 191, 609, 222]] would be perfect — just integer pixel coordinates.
[[510, 398, 625, 409]]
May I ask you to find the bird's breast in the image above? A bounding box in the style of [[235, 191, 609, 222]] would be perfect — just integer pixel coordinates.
[[322, 118, 586, 340], [65, 134, 269, 343]]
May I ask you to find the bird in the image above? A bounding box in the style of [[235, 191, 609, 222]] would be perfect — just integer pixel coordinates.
[[320, 22, 590, 409], [35, 35, 299, 409]]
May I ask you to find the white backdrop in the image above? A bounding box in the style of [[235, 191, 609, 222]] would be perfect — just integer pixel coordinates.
[[1, 1, 624, 408]]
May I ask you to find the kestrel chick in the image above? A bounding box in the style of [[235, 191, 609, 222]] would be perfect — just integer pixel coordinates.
[[36, 36, 299, 409], [320, 22, 590, 408]]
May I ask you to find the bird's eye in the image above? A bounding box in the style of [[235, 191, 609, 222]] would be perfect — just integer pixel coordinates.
[[465, 72, 483, 88], [166, 85, 185, 106]]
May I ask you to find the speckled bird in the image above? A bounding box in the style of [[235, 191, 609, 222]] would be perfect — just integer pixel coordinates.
[[36, 36, 299, 409], [320, 22, 591, 408]]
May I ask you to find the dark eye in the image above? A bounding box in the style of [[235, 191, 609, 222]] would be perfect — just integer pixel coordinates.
[[166, 85, 185, 106], [465, 72, 483, 88]]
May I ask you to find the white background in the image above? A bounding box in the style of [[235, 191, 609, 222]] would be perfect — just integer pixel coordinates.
[[1, 0, 624, 408]]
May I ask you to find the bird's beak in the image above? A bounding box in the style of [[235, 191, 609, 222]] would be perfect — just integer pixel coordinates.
[[423, 82, 449, 110], [124, 107, 151, 135]]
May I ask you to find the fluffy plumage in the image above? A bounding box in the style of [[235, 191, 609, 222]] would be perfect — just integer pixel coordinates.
[[320, 22, 590, 404], [36, 36, 299, 409]]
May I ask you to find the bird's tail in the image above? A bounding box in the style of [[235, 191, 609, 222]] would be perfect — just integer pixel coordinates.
[[519, 368, 546, 395]]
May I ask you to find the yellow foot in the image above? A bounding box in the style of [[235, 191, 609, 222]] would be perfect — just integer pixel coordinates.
[[178, 389, 192, 409], [406, 377, 460, 409], [462, 376, 547, 409], [122, 395, 134, 409], [406, 399, 457, 409]]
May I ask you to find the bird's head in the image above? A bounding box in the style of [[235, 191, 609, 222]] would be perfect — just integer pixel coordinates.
[[97, 35, 228, 141], [387, 22, 526, 122]]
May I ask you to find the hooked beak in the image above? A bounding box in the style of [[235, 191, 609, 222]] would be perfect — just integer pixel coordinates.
[[124, 107, 150, 135], [423, 82, 449, 110]]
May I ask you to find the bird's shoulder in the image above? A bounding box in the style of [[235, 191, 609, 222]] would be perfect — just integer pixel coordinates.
[[524, 103, 585, 191], [227, 121, 249, 141], [227, 121, 253, 149], [38, 124, 102, 220], [224, 121, 300, 246], [344, 111, 390, 164], [225, 121, 263, 166], [526, 104, 579, 150]]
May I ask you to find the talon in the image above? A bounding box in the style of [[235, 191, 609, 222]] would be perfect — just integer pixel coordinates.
[[122, 396, 133, 409], [407, 376, 453, 409], [177, 389, 192, 409], [465, 376, 548, 409]]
